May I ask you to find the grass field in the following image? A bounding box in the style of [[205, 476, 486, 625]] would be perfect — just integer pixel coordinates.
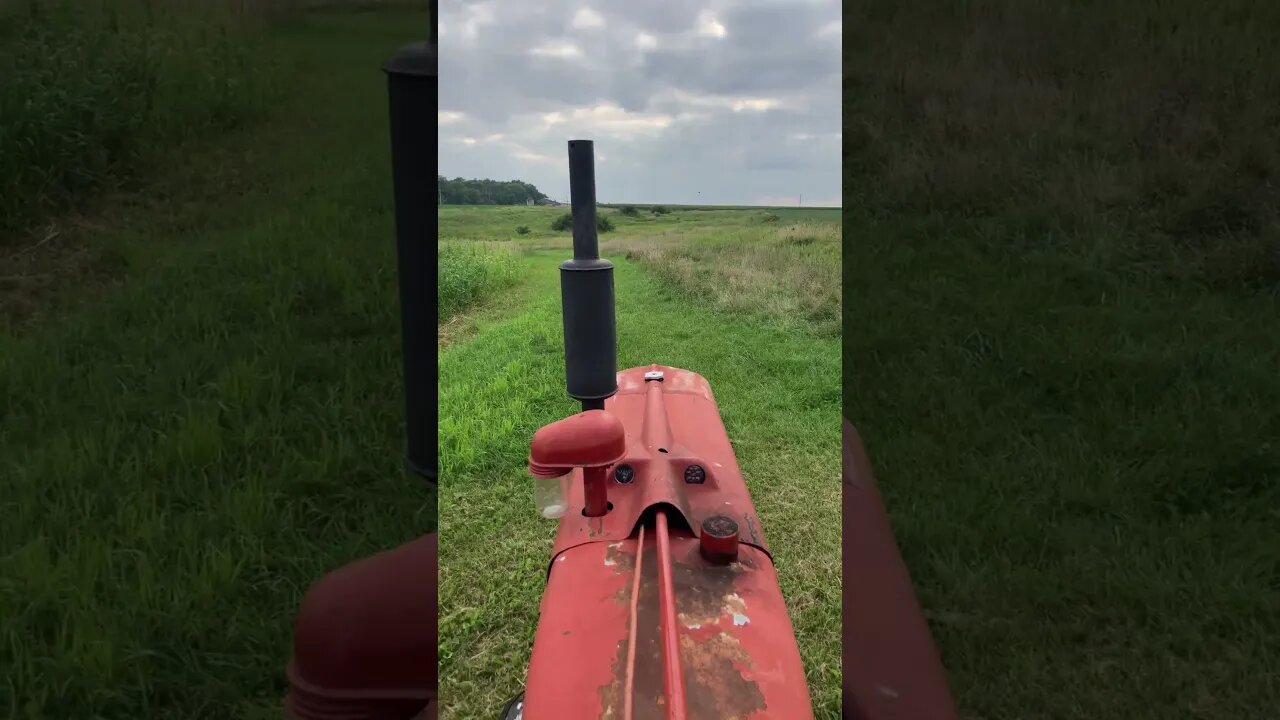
[[437, 204, 842, 717], [847, 1, 1280, 718], [0, 10, 433, 719]]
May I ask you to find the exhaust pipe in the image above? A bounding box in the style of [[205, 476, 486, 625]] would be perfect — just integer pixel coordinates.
[[560, 140, 618, 411], [383, 4, 438, 482]]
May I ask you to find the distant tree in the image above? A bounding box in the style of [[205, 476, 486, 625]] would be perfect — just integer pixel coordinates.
[[438, 176, 549, 205], [619, 206, 640, 217], [650, 205, 670, 215]]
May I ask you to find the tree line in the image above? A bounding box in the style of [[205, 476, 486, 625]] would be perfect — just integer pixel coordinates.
[[438, 176, 548, 205]]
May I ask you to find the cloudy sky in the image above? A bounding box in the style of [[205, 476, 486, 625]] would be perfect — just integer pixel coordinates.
[[438, 0, 842, 206]]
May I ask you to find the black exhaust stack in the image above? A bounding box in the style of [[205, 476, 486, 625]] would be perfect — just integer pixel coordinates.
[[561, 140, 618, 411], [383, 1, 437, 482]]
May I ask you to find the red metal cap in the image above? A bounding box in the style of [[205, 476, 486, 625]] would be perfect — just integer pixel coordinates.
[[699, 514, 740, 563], [529, 409, 626, 475], [285, 533, 437, 720]]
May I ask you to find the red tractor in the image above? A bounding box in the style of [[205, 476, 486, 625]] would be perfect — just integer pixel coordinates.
[[498, 140, 815, 719]]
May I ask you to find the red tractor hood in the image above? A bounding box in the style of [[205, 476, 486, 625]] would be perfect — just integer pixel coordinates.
[[521, 366, 813, 719]]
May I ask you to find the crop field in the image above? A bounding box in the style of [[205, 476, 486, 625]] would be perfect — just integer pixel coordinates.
[[437, 203, 843, 717], [1, 9, 433, 718], [846, 1, 1280, 718]]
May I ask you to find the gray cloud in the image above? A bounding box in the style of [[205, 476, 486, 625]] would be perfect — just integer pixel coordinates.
[[439, 0, 841, 206]]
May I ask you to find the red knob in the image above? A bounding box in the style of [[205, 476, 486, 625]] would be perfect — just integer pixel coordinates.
[[699, 515, 739, 563]]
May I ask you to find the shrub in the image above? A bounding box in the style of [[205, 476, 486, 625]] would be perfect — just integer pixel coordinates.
[[760, 213, 781, 223], [650, 206, 670, 215], [619, 206, 640, 217], [515, 225, 530, 235], [551, 213, 615, 233]]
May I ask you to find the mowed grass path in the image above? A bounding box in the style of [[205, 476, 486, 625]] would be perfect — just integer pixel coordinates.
[[0, 12, 433, 719], [439, 247, 841, 718]]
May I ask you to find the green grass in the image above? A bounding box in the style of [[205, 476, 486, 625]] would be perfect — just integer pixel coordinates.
[[0, 10, 433, 719], [847, 1, 1280, 718], [438, 210, 841, 717]]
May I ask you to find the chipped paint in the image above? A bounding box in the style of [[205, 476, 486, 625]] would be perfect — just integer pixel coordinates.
[[679, 632, 766, 719], [722, 593, 746, 616]]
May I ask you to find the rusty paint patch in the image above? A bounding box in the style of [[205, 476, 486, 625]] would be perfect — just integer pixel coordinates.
[[605, 543, 636, 572], [598, 530, 770, 719], [599, 533, 665, 720], [670, 545, 766, 718], [606, 542, 638, 606], [743, 514, 761, 546], [679, 632, 766, 720], [589, 514, 608, 537]]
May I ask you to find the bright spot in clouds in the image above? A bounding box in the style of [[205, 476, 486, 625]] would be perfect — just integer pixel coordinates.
[[530, 41, 583, 59], [696, 11, 727, 39], [571, 8, 605, 29]]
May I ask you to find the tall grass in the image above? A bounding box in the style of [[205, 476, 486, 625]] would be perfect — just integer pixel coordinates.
[[846, 0, 1280, 288], [606, 221, 841, 335], [438, 242, 519, 321], [0, 0, 276, 238]]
